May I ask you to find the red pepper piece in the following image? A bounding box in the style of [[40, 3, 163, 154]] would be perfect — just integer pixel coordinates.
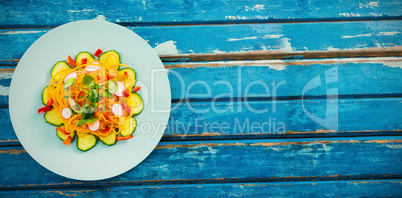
[[133, 86, 141, 92], [46, 98, 54, 107], [78, 91, 86, 98], [67, 55, 76, 68], [102, 127, 111, 134], [94, 48, 103, 57], [106, 73, 113, 80], [121, 102, 131, 116], [107, 72, 117, 80], [124, 71, 130, 80], [63, 136, 73, 145], [123, 88, 130, 97], [56, 127, 71, 135], [107, 69, 118, 80], [38, 106, 52, 114], [81, 58, 87, 65], [103, 113, 114, 122], [116, 135, 133, 140]]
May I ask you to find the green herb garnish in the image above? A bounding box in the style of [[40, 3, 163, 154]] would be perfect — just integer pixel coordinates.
[[85, 117, 98, 124], [88, 88, 99, 103], [82, 75, 95, 86], [76, 119, 86, 126]]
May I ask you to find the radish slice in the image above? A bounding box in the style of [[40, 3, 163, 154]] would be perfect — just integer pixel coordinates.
[[88, 120, 100, 131], [112, 103, 124, 117], [61, 108, 72, 119], [86, 62, 101, 72], [115, 81, 125, 97], [64, 72, 77, 83]]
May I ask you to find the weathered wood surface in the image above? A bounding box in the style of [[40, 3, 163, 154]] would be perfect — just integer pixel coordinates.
[[1, 0, 401, 196], [1, 21, 401, 63], [1, 180, 401, 197], [0, 137, 401, 189], [1, 0, 401, 27], [1, 58, 401, 106], [1, 97, 401, 144]]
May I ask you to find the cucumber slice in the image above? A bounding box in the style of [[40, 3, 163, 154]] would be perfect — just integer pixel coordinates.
[[119, 68, 136, 88], [76, 51, 95, 66], [120, 117, 137, 136], [51, 61, 70, 77], [126, 93, 144, 116], [77, 134, 97, 152], [99, 132, 117, 146], [56, 127, 76, 141], [44, 108, 63, 126], [99, 50, 120, 67], [41, 86, 49, 106]]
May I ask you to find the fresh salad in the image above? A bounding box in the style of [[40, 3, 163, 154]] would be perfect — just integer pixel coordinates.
[[38, 49, 144, 151]]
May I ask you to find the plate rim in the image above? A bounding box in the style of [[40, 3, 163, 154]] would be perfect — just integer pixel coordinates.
[[9, 20, 171, 181]]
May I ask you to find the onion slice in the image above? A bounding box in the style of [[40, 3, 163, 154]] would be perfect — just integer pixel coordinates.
[[61, 108, 72, 119], [112, 104, 124, 117], [88, 120, 100, 131]]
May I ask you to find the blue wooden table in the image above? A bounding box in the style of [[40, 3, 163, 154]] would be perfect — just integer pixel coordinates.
[[1, 0, 401, 197]]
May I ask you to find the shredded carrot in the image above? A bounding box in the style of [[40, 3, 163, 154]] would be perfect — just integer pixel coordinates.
[[44, 55, 136, 139]]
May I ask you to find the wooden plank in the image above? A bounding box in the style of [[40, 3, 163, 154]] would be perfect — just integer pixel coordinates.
[[133, 20, 402, 58], [1, 98, 401, 143], [0, 137, 400, 189], [166, 58, 402, 100], [1, 21, 401, 62], [1, 180, 401, 197], [151, 98, 400, 135], [1, 58, 402, 106], [1, 0, 402, 27]]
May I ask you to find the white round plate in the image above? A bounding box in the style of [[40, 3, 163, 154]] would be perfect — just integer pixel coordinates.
[[9, 20, 171, 181]]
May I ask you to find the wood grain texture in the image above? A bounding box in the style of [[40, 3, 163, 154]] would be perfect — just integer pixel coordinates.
[[0, 137, 401, 189], [1, 98, 401, 144], [1, 0, 402, 27], [1, 58, 401, 105], [1, 0, 401, 195], [1, 180, 401, 197], [1, 21, 401, 62]]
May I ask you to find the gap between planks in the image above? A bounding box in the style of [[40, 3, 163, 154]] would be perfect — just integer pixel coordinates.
[[162, 130, 402, 141], [1, 130, 400, 147], [164, 55, 402, 68], [161, 47, 402, 63], [2, 136, 401, 150], [1, 55, 402, 68]]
